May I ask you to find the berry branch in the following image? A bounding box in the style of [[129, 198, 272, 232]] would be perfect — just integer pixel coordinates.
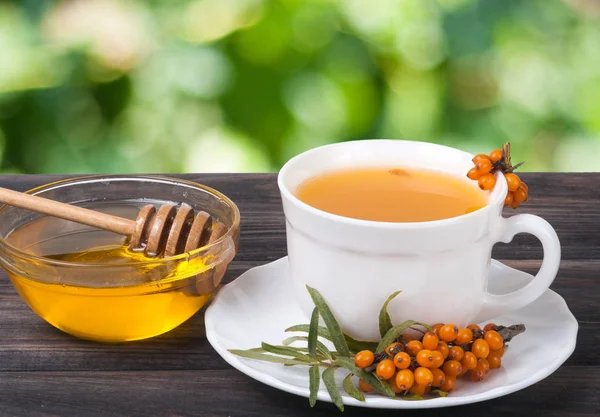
[[229, 288, 527, 410]]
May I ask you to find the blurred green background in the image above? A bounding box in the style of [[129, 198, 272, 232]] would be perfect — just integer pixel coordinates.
[[1, 0, 599, 174]]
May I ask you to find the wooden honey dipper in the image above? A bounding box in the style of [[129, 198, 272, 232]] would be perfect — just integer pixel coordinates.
[[0, 186, 228, 258]]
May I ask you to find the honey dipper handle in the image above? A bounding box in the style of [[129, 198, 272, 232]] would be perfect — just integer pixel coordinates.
[[0, 186, 136, 236]]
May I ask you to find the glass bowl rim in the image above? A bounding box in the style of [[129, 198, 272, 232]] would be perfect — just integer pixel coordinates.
[[0, 174, 241, 268]]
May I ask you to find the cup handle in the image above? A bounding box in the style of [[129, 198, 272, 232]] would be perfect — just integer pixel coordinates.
[[475, 214, 561, 322]]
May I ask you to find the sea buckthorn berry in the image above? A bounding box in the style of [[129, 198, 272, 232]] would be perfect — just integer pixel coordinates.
[[514, 187, 528, 203], [476, 158, 493, 174], [504, 173, 521, 192], [467, 167, 482, 180], [478, 173, 496, 191], [461, 351, 478, 370], [472, 339, 490, 359], [395, 369, 415, 391], [431, 369, 445, 388], [422, 332, 439, 350], [455, 328, 474, 345], [489, 149, 503, 163], [470, 369, 486, 382], [493, 345, 505, 356], [394, 352, 412, 370], [483, 323, 497, 332], [354, 350, 375, 369], [487, 351, 502, 369], [458, 366, 469, 377], [484, 330, 504, 351], [510, 199, 520, 209], [440, 375, 456, 392], [416, 350, 436, 368], [520, 181, 528, 192], [409, 383, 427, 396], [472, 154, 491, 164], [449, 346, 464, 361], [358, 379, 373, 393], [431, 323, 444, 336], [414, 367, 434, 386], [406, 340, 424, 356], [430, 350, 445, 368], [504, 192, 514, 206], [386, 342, 403, 356], [442, 360, 463, 377], [435, 341, 449, 359], [476, 358, 490, 373], [438, 324, 458, 342], [401, 333, 415, 343], [389, 372, 403, 393], [467, 324, 481, 331], [376, 359, 396, 380]]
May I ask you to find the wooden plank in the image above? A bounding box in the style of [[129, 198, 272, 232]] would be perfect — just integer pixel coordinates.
[[0, 173, 598, 260], [0, 367, 598, 416], [0, 260, 595, 371]]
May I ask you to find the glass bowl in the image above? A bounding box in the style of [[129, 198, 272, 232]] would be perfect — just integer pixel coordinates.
[[0, 176, 240, 342]]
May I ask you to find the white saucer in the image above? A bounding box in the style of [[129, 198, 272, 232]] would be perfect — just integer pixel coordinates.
[[205, 257, 577, 409]]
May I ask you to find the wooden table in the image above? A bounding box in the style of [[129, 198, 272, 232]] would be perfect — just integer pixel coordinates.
[[0, 174, 597, 416]]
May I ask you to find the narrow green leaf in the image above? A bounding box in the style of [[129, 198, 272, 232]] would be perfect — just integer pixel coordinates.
[[308, 307, 319, 360], [431, 389, 448, 397], [285, 324, 378, 353], [342, 373, 365, 402], [334, 357, 395, 399], [245, 347, 266, 353], [282, 336, 306, 346], [261, 342, 317, 363], [322, 367, 344, 412], [282, 336, 332, 360], [306, 286, 350, 356], [309, 366, 320, 407], [376, 320, 433, 352], [402, 393, 424, 401], [379, 291, 402, 338], [228, 349, 311, 366]]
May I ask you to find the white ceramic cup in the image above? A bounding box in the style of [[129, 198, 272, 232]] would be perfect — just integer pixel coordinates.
[[277, 140, 561, 341]]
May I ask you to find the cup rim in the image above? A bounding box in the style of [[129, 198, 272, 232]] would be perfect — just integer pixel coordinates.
[[277, 139, 508, 229], [0, 174, 241, 268]]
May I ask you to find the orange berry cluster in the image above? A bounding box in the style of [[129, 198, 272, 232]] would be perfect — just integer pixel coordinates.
[[466, 145, 528, 209], [353, 323, 506, 396]]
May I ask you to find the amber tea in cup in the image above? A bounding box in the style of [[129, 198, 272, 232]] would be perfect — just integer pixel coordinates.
[[295, 167, 487, 222]]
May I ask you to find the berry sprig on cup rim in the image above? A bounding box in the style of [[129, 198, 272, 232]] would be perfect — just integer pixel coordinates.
[[466, 142, 528, 209]]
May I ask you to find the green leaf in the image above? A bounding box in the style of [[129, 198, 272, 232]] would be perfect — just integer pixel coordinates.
[[308, 307, 319, 360], [322, 367, 344, 412], [282, 336, 332, 360], [342, 373, 365, 402], [430, 389, 448, 397], [379, 291, 402, 338], [376, 320, 433, 352], [285, 324, 378, 353], [402, 393, 424, 401], [309, 366, 320, 407], [306, 286, 351, 357], [245, 347, 267, 353], [261, 342, 317, 363], [228, 349, 312, 366], [334, 357, 395, 399]]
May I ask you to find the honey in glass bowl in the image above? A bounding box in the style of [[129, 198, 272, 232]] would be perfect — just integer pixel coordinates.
[[0, 176, 240, 342]]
